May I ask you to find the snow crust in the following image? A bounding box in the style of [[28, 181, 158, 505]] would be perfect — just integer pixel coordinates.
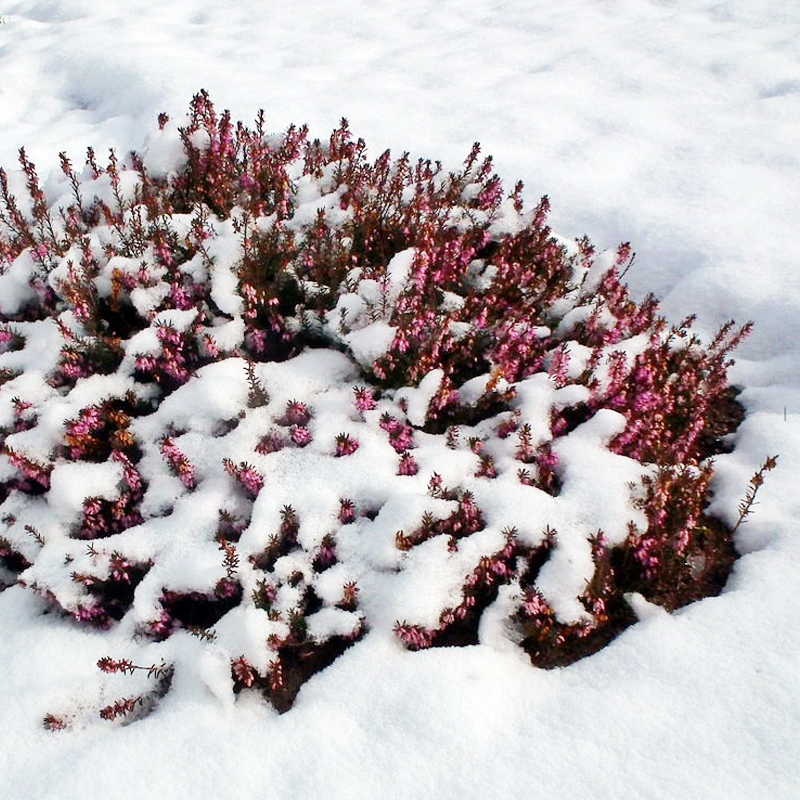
[[1, 1, 799, 799]]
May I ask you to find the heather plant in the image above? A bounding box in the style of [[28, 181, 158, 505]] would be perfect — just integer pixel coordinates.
[[0, 91, 769, 726]]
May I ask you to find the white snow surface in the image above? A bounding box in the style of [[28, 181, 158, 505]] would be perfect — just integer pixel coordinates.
[[1, 1, 799, 798]]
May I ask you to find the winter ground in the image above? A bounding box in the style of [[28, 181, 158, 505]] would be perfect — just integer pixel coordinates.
[[0, 1, 799, 798]]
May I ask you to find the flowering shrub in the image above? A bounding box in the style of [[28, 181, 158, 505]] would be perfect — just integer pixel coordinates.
[[0, 91, 765, 725]]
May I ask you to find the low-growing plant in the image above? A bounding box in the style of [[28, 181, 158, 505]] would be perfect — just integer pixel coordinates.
[[0, 91, 772, 726]]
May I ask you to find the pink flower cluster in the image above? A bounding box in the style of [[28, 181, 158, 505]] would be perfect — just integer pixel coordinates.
[[0, 93, 759, 720], [353, 386, 376, 412], [334, 433, 359, 457], [222, 459, 264, 498], [159, 436, 196, 489], [134, 324, 198, 388], [379, 413, 414, 453]]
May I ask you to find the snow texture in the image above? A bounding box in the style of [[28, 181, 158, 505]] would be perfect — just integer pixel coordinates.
[[1, 1, 799, 798]]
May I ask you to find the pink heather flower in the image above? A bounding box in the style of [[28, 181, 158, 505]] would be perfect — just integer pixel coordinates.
[[112, 451, 142, 492], [232, 656, 256, 688], [476, 177, 503, 210], [170, 284, 193, 310], [632, 391, 660, 414], [446, 426, 460, 449], [427, 472, 444, 497], [162, 354, 191, 383], [633, 537, 660, 578], [135, 355, 157, 373], [269, 656, 283, 692], [633, 364, 656, 389], [550, 412, 569, 437], [473, 306, 489, 330], [73, 299, 91, 322], [290, 425, 312, 446], [536, 446, 559, 473], [223, 459, 264, 497], [6, 450, 52, 488], [439, 608, 456, 626], [339, 498, 356, 524], [215, 577, 240, 599], [515, 424, 535, 463], [149, 611, 173, 637], [394, 622, 435, 650], [490, 558, 510, 577], [81, 407, 101, 428], [465, 570, 481, 589], [238, 464, 264, 497], [468, 437, 484, 455], [548, 344, 570, 388], [255, 432, 285, 455], [247, 329, 268, 353], [73, 604, 110, 626], [109, 554, 131, 583], [522, 591, 551, 618], [284, 400, 312, 426], [156, 326, 181, 346], [397, 452, 419, 476], [353, 386, 376, 412], [203, 334, 220, 357], [83, 497, 102, 516], [154, 242, 174, 266], [334, 433, 359, 457], [615, 241, 632, 267], [459, 493, 481, 527], [61, 363, 86, 380], [389, 425, 414, 453], [159, 437, 196, 489], [475, 455, 497, 479], [176, 462, 195, 488], [391, 328, 410, 354], [591, 597, 607, 616], [379, 413, 399, 433], [97, 657, 135, 675], [269, 658, 284, 692], [340, 582, 359, 611], [42, 714, 67, 731], [606, 350, 628, 388], [495, 417, 518, 439], [315, 536, 337, 570]]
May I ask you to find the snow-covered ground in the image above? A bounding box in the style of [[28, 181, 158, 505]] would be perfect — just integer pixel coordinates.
[[1, 1, 799, 797]]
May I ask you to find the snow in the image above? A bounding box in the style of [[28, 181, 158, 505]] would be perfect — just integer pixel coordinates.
[[398, 369, 445, 427], [1, 1, 799, 798], [48, 460, 123, 524]]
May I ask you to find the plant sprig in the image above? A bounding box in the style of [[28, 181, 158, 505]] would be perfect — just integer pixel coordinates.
[[732, 455, 779, 533]]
